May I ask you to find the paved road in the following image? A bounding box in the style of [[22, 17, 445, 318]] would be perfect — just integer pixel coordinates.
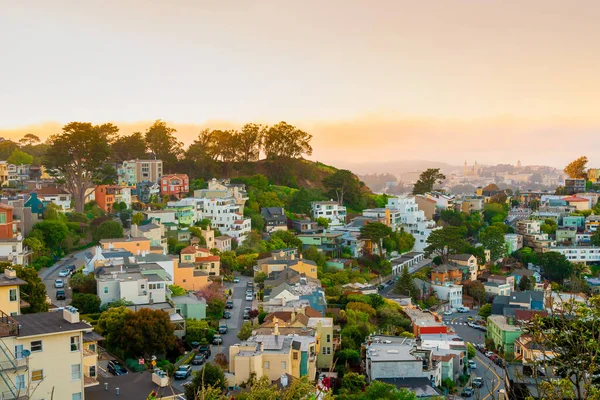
[[40, 250, 89, 307], [443, 310, 505, 400], [172, 275, 253, 392]]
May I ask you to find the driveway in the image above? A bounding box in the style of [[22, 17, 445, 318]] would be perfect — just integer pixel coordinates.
[[444, 310, 505, 400], [171, 275, 252, 392]]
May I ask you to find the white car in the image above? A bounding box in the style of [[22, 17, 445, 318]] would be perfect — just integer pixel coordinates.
[[485, 351, 494, 357], [468, 360, 477, 369], [58, 269, 70, 277], [443, 310, 452, 316], [54, 279, 64, 288], [245, 294, 253, 301]]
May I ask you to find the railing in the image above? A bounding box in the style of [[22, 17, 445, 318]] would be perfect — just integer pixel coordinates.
[[0, 312, 19, 339]]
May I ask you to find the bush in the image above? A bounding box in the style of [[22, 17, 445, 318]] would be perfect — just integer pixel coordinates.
[[71, 293, 101, 314]]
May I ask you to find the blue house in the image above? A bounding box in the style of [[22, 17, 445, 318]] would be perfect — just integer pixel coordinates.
[[511, 269, 542, 284], [24, 192, 46, 217], [563, 215, 586, 230]]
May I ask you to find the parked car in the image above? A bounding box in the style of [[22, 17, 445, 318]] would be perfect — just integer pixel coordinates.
[[490, 354, 498, 362], [457, 306, 470, 313], [468, 360, 477, 369], [461, 387, 473, 397], [472, 377, 484, 388], [56, 290, 66, 300], [485, 351, 494, 357], [107, 360, 128, 376], [226, 301, 234, 309], [495, 358, 505, 367], [191, 354, 206, 365], [233, 277, 240, 283], [443, 310, 452, 316], [223, 311, 231, 319], [174, 365, 192, 379], [245, 294, 253, 301], [212, 334, 223, 345], [219, 325, 228, 334], [66, 265, 76, 274], [199, 345, 211, 357], [467, 316, 473, 321], [58, 269, 70, 277], [54, 279, 64, 288]]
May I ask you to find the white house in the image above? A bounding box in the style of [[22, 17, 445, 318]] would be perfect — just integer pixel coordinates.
[[386, 196, 440, 252], [0, 236, 30, 266], [36, 187, 72, 211], [544, 247, 600, 263], [96, 267, 168, 306], [199, 197, 251, 243], [143, 210, 177, 224], [311, 201, 347, 227], [504, 234, 523, 254]]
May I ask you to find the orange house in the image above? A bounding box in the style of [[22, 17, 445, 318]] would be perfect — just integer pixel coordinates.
[[100, 237, 152, 255], [94, 185, 122, 212], [0, 204, 17, 239], [174, 263, 211, 291], [431, 267, 463, 285]]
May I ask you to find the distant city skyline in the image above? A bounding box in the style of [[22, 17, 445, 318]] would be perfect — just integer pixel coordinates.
[[2, 1, 600, 168]]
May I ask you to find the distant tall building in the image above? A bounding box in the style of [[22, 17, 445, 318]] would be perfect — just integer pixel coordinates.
[[516, 160, 522, 169], [463, 161, 479, 177]]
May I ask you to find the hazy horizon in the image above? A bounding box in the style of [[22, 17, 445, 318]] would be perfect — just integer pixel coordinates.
[[2, 1, 600, 169]]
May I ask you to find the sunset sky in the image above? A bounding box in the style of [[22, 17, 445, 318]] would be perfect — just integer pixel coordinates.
[[2, 1, 599, 168]]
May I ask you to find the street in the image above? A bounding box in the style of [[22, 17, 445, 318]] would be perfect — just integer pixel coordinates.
[[40, 249, 89, 308], [172, 275, 252, 392], [443, 310, 505, 400]]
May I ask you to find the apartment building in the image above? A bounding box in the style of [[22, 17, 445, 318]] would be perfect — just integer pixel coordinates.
[[95, 265, 168, 306], [160, 174, 189, 199], [214, 236, 232, 252], [311, 201, 346, 227], [200, 197, 251, 243], [117, 159, 163, 186], [228, 333, 317, 386], [203, 178, 249, 213], [386, 196, 439, 252], [544, 246, 600, 263]]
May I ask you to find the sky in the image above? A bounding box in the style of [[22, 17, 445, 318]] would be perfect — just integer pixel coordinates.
[[1, 0, 600, 169]]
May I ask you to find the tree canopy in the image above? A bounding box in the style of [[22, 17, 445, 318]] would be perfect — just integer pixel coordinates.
[[412, 168, 446, 195], [424, 226, 469, 263], [537, 251, 573, 284], [359, 222, 393, 257], [262, 121, 312, 159], [111, 132, 147, 162], [145, 120, 182, 170], [7, 149, 33, 165], [322, 169, 363, 209], [480, 225, 507, 261], [564, 156, 588, 179]]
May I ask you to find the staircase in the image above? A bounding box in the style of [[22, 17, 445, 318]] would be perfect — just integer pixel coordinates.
[[0, 312, 28, 400]]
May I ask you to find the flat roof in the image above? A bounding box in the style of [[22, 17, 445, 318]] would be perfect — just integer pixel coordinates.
[[14, 311, 92, 337]]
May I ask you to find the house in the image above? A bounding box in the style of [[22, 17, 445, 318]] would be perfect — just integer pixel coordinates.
[[35, 186, 72, 211], [1, 197, 34, 238], [543, 246, 600, 263], [179, 244, 220, 276], [424, 191, 456, 211], [414, 279, 463, 311], [514, 334, 556, 365], [134, 181, 161, 204], [296, 233, 343, 255], [563, 195, 591, 211], [214, 235, 232, 252], [325, 258, 352, 270], [487, 310, 547, 356], [95, 264, 168, 306], [160, 174, 189, 199], [447, 254, 478, 280], [199, 197, 251, 243], [563, 215, 586, 230], [460, 196, 485, 213], [164, 204, 195, 226], [100, 237, 152, 256], [94, 185, 123, 212], [414, 195, 437, 220], [484, 281, 512, 296], [199, 226, 215, 249], [402, 306, 447, 337], [171, 293, 206, 320], [290, 219, 321, 234], [390, 252, 429, 276], [564, 178, 586, 195], [491, 291, 545, 315], [430, 265, 463, 285], [143, 209, 176, 224], [131, 223, 167, 252], [117, 159, 163, 186], [201, 178, 249, 213], [261, 207, 288, 233], [228, 333, 317, 386], [255, 251, 318, 279], [511, 269, 541, 285], [0, 204, 31, 265], [311, 201, 346, 227], [363, 336, 442, 388], [0, 275, 101, 400], [173, 263, 210, 291], [24, 192, 46, 218], [386, 196, 439, 252], [488, 275, 515, 288], [135, 252, 177, 283], [504, 234, 523, 254]]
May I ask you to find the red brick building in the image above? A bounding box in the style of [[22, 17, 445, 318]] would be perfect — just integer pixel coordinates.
[[0, 204, 17, 239], [160, 174, 189, 199]]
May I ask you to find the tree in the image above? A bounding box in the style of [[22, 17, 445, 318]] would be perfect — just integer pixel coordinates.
[[7, 149, 33, 165], [0, 264, 48, 314], [316, 217, 329, 229], [359, 222, 393, 257], [0, 141, 19, 159], [592, 230, 600, 247], [237, 321, 254, 340], [144, 120, 183, 170], [465, 281, 486, 306], [132, 213, 145, 226], [538, 252, 573, 284], [262, 121, 312, 159], [564, 156, 588, 179], [478, 304, 492, 319], [111, 132, 147, 162], [185, 319, 214, 345], [423, 226, 469, 263], [70, 273, 97, 294], [519, 275, 535, 291], [19, 133, 41, 147], [394, 266, 419, 299], [237, 123, 264, 162], [269, 230, 302, 249], [340, 372, 365, 393], [71, 293, 101, 314], [483, 203, 508, 225], [31, 220, 69, 250], [169, 285, 187, 297], [541, 219, 558, 235], [322, 169, 362, 208], [94, 220, 124, 241], [253, 272, 267, 285], [480, 225, 506, 262], [184, 363, 226, 400], [412, 168, 446, 195], [467, 343, 476, 359], [45, 122, 117, 212], [119, 308, 176, 357]]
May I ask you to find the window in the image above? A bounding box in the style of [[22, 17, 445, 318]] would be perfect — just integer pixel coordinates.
[[70, 336, 80, 352], [72, 393, 82, 400], [14, 345, 24, 359], [0, 213, 6, 223], [71, 364, 81, 381], [293, 352, 299, 360], [9, 289, 17, 302], [31, 369, 43, 381], [281, 361, 286, 370], [103, 287, 108, 294], [31, 340, 43, 352], [10, 312, 17, 317], [140, 284, 145, 290], [326, 334, 331, 343], [326, 347, 331, 355], [264, 361, 270, 369], [89, 365, 96, 378], [88, 343, 97, 353], [322, 347, 327, 355], [15, 374, 25, 390]]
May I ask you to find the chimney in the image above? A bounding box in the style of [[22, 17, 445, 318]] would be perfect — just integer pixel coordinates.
[[290, 254, 295, 260], [4, 268, 17, 280], [274, 320, 280, 336], [63, 306, 80, 324], [290, 311, 296, 322]]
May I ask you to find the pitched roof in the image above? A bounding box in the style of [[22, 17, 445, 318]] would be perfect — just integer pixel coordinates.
[[448, 254, 475, 261], [563, 196, 589, 202], [514, 309, 548, 321], [304, 306, 322, 318], [196, 256, 220, 262], [180, 245, 210, 255], [511, 269, 535, 277], [35, 187, 70, 195]]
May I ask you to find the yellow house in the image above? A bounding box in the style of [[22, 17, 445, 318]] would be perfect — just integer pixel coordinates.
[[256, 253, 318, 280], [229, 331, 317, 386], [0, 268, 27, 316], [0, 162, 8, 187], [179, 245, 221, 277], [100, 237, 151, 255]]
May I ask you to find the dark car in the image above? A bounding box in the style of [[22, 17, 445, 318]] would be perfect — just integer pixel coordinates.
[[461, 387, 473, 397], [56, 290, 66, 300], [226, 301, 234, 309], [191, 354, 206, 365], [212, 334, 223, 345], [472, 377, 483, 388], [199, 345, 211, 357], [223, 311, 231, 319], [107, 360, 128, 376], [66, 265, 76, 274], [219, 325, 228, 334]]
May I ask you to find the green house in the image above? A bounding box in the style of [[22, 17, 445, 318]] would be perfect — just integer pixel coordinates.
[[172, 293, 206, 320], [487, 315, 523, 356]]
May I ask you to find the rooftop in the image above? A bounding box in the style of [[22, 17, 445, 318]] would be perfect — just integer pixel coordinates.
[[488, 314, 522, 332], [0, 271, 26, 287], [85, 371, 181, 400], [14, 311, 92, 337]]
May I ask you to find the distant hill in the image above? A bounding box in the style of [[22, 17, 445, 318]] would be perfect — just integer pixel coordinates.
[[332, 159, 459, 176]]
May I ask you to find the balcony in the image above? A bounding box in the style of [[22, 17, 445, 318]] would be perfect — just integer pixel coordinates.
[[0, 390, 29, 400], [84, 374, 99, 387], [0, 312, 19, 338]]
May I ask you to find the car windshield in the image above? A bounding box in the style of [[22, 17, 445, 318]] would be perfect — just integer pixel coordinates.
[[178, 366, 188, 371]]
